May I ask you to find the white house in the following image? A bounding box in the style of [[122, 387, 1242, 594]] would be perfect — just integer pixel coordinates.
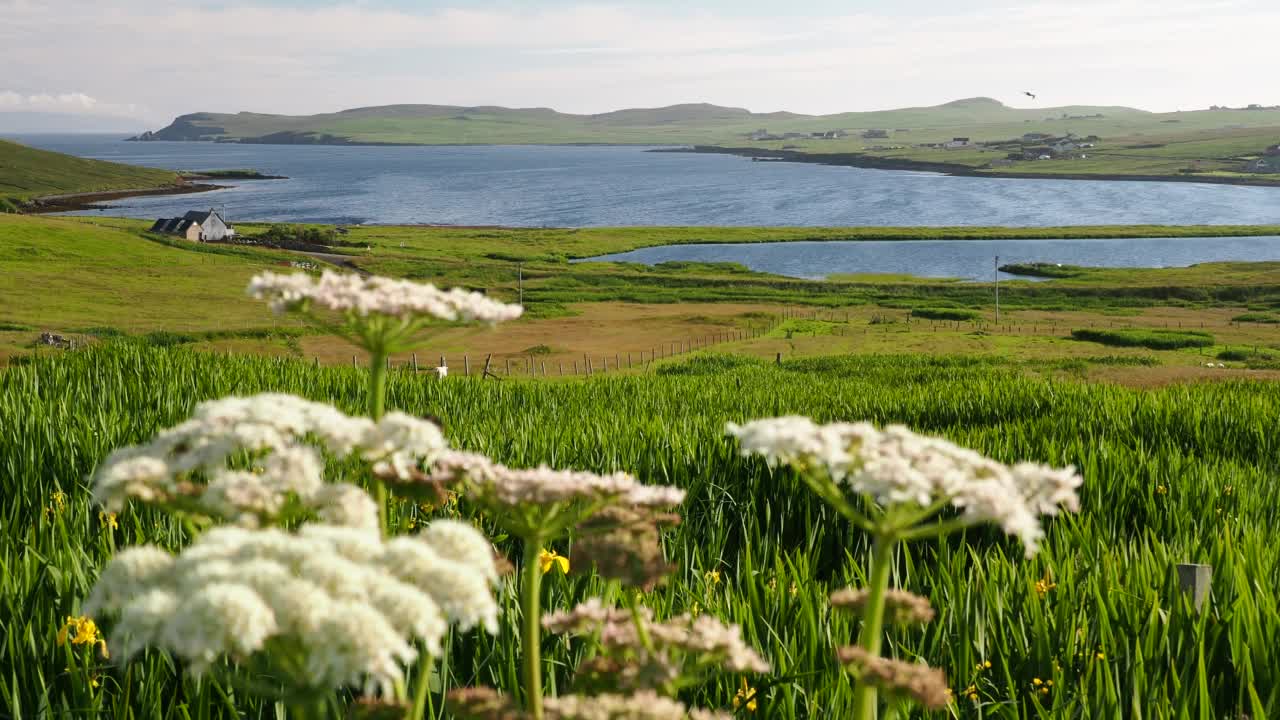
[[944, 137, 972, 149], [149, 209, 233, 242]]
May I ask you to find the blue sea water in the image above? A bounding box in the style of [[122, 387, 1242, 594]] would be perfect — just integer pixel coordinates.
[[10, 134, 1280, 229]]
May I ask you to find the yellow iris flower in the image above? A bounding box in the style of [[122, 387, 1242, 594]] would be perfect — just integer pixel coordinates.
[[538, 548, 569, 575]]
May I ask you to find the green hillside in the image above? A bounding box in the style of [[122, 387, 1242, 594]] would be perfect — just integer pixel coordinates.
[[129, 98, 1280, 182], [134, 97, 1154, 145], [134, 97, 1280, 148], [0, 139, 179, 210], [0, 214, 301, 331]]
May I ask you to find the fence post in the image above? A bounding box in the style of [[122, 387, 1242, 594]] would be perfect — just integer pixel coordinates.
[[1176, 563, 1212, 611], [505, 358, 511, 375], [775, 352, 781, 366], [616, 353, 620, 368], [464, 355, 470, 376], [586, 355, 593, 375], [412, 353, 418, 372], [573, 360, 578, 374], [482, 354, 492, 379], [314, 357, 319, 367], [541, 361, 547, 376], [559, 360, 564, 376], [353, 355, 358, 367], [628, 352, 632, 368]]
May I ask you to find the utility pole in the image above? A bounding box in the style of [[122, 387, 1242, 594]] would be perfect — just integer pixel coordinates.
[[994, 255, 1000, 324]]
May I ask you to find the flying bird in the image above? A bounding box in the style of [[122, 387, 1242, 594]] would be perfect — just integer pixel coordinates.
[[1024, 91, 1037, 100]]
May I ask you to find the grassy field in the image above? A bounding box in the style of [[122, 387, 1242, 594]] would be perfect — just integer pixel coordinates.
[[3, 343, 1279, 717], [0, 214, 308, 334], [6, 215, 1280, 382], [5, 199, 1280, 717], [0, 140, 179, 211]]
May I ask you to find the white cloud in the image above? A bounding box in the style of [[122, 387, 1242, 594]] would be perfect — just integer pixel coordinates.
[[0, 0, 1276, 122], [0, 90, 110, 112]]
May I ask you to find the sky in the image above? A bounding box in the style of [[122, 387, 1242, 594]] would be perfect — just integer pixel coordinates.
[[1, 0, 1277, 126]]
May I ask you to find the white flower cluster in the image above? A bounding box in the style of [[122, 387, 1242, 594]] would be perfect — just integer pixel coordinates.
[[726, 417, 1082, 555], [423, 451, 687, 510], [92, 393, 447, 527], [544, 691, 732, 720], [247, 270, 524, 324], [543, 599, 769, 674], [85, 521, 500, 696]]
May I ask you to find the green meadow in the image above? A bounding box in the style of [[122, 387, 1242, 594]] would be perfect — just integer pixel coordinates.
[[3, 344, 1278, 717]]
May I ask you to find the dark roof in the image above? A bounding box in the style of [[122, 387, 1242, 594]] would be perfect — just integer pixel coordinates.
[[150, 217, 198, 234], [182, 210, 213, 223]]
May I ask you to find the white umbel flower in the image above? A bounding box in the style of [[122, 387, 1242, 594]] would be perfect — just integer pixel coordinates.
[[91, 394, 447, 526], [247, 270, 523, 324], [424, 451, 687, 510], [544, 600, 769, 674], [87, 521, 500, 696], [726, 417, 1082, 556]]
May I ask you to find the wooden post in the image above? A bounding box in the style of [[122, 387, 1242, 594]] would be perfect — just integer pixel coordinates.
[[628, 352, 632, 368], [505, 358, 511, 375], [439, 355, 445, 370], [541, 361, 547, 376], [586, 355, 593, 375], [353, 355, 358, 367], [615, 353, 620, 368], [482, 354, 493, 379], [559, 360, 564, 375], [412, 353, 418, 372], [314, 357, 319, 367], [464, 355, 470, 376], [775, 352, 782, 366], [573, 360, 578, 374], [386, 356, 391, 370], [1176, 563, 1212, 611]]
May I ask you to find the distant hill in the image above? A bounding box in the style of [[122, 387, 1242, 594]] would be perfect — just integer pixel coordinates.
[[0, 138, 179, 211], [133, 97, 1159, 146], [0, 111, 150, 134]]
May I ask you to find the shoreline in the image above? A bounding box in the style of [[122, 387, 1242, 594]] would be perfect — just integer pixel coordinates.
[[671, 145, 1280, 189], [26, 182, 227, 213]]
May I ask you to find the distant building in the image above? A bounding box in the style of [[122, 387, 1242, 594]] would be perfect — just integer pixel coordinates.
[[988, 158, 1016, 167], [149, 209, 233, 242], [1247, 157, 1280, 173], [1022, 132, 1052, 142], [1051, 139, 1079, 153], [861, 129, 889, 139], [1265, 144, 1280, 157], [944, 137, 972, 148]]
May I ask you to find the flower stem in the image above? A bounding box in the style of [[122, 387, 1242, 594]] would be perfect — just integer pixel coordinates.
[[290, 697, 328, 720], [368, 349, 388, 421], [852, 535, 896, 720], [368, 348, 390, 536], [520, 539, 545, 720], [408, 653, 434, 720]]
